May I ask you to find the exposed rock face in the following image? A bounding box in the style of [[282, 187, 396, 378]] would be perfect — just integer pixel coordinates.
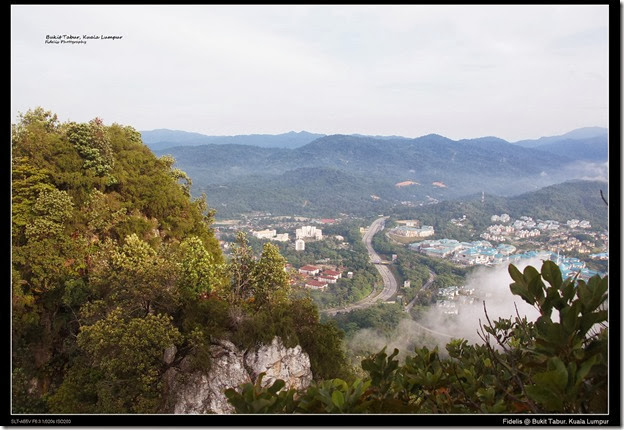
[[162, 337, 312, 414], [163, 345, 177, 365], [244, 337, 313, 390]]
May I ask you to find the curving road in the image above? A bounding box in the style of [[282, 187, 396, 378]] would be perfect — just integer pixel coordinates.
[[324, 217, 398, 316]]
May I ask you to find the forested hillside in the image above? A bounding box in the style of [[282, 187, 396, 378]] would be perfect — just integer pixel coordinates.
[[155, 132, 607, 218], [11, 109, 347, 414], [390, 180, 609, 238]]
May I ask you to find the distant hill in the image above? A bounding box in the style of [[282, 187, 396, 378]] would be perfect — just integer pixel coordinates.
[[139, 129, 215, 146], [390, 180, 609, 237], [202, 167, 391, 218], [151, 132, 608, 218], [513, 127, 608, 148], [143, 127, 608, 163], [512, 127, 608, 162], [140, 130, 326, 150], [145, 127, 609, 218], [530, 136, 608, 162]]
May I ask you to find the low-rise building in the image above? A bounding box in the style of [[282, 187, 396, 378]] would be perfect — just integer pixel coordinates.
[[295, 239, 305, 251], [299, 265, 320, 276], [579, 220, 591, 229], [437, 300, 458, 315], [567, 219, 580, 228], [438, 286, 460, 299], [322, 270, 342, 280], [305, 279, 328, 290], [393, 225, 435, 238], [491, 213, 510, 223], [252, 229, 277, 239]]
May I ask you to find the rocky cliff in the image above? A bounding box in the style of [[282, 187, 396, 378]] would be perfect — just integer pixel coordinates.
[[162, 337, 312, 414]]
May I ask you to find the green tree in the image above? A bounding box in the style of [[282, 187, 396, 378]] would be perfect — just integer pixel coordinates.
[[11, 156, 55, 244], [66, 118, 115, 178], [251, 243, 291, 307], [227, 232, 258, 304], [100, 234, 180, 317], [178, 236, 225, 300], [49, 308, 182, 413], [11, 107, 59, 143]]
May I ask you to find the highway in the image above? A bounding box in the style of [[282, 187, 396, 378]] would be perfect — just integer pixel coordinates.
[[404, 270, 435, 312], [324, 216, 398, 316], [322, 218, 454, 339]]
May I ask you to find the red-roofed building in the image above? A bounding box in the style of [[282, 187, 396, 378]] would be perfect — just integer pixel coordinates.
[[320, 219, 335, 224], [317, 275, 337, 284], [322, 270, 342, 280], [305, 279, 328, 290], [299, 265, 321, 276]]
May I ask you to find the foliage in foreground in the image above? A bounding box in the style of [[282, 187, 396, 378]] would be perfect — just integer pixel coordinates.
[[226, 261, 608, 414], [11, 109, 348, 414]]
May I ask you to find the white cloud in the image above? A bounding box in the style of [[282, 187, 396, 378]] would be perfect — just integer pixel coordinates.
[[11, 5, 609, 140]]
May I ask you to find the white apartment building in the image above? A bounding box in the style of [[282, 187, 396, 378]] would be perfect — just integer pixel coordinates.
[[252, 229, 276, 239], [296, 226, 323, 240]]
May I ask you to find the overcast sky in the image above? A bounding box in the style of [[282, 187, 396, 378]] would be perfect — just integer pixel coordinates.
[[11, 5, 609, 141]]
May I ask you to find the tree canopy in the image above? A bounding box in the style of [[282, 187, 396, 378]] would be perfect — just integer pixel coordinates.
[[11, 108, 348, 414]]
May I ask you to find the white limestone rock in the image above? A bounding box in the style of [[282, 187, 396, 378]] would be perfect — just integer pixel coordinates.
[[163, 337, 312, 414]]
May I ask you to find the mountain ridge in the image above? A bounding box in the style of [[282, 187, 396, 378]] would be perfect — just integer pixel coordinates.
[[141, 126, 607, 151]]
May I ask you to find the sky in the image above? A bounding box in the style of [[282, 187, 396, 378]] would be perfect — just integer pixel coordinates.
[[11, 5, 609, 142]]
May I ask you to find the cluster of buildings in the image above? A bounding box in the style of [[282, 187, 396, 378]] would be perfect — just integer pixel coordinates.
[[567, 219, 592, 229], [590, 252, 608, 261], [250, 225, 324, 251], [481, 224, 516, 241], [409, 239, 517, 265], [508, 252, 600, 280], [450, 215, 467, 227], [297, 265, 344, 291], [408, 236, 603, 281], [479, 215, 595, 243], [546, 235, 594, 254], [490, 215, 592, 232], [435, 286, 476, 315]]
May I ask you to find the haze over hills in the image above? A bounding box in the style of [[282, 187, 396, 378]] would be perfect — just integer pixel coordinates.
[[150, 128, 608, 218], [141, 126, 608, 152], [513, 126, 607, 147], [140, 129, 326, 150], [512, 127, 608, 162]]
